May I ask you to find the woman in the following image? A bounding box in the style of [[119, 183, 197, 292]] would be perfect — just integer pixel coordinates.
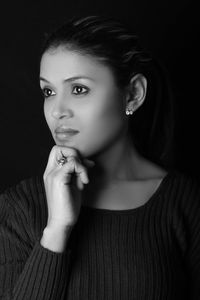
[[0, 15, 200, 300]]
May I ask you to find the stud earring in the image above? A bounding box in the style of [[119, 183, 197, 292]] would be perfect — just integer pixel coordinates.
[[126, 109, 133, 115]]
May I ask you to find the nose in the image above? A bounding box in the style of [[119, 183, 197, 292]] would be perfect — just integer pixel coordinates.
[[51, 96, 73, 120]]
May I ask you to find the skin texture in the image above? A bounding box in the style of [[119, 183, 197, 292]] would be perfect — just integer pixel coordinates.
[[40, 46, 151, 188]]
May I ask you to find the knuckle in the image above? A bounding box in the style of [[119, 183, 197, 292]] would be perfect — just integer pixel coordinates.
[[52, 145, 58, 154], [67, 159, 76, 169], [60, 147, 78, 157], [67, 156, 77, 163]]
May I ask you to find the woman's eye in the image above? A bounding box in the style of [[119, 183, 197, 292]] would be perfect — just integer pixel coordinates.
[[72, 85, 89, 95], [42, 88, 56, 98]]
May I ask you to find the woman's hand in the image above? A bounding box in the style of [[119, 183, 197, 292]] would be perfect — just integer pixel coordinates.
[[43, 145, 95, 229]]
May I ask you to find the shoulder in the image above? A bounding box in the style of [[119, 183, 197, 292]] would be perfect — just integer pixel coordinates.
[[167, 169, 200, 201], [166, 171, 200, 270], [0, 174, 45, 208], [165, 169, 200, 203], [0, 174, 47, 231], [167, 169, 200, 226]]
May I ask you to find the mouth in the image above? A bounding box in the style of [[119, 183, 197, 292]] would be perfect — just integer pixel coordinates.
[[54, 128, 79, 141]]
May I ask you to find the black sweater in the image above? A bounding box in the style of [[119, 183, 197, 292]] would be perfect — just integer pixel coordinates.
[[0, 169, 200, 299]]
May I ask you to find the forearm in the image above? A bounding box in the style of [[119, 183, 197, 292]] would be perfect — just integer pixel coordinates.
[[0, 239, 72, 300]]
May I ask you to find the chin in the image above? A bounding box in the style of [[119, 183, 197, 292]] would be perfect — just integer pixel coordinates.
[[53, 136, 103, 160]]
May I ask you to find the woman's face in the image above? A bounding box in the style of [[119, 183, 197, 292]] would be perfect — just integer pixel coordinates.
[[40, 46, 128, 158]]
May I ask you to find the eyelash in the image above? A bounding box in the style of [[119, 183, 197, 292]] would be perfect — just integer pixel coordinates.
[[41, 85, 89, 98]]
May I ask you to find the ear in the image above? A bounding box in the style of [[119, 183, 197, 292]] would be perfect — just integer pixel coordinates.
[[125, 73, 147, 113]]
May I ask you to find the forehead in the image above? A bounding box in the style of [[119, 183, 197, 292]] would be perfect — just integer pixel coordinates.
[[40, 47, 115, 84]]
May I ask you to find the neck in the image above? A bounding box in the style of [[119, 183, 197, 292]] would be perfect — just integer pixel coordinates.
[[86, 133, 145, 186]]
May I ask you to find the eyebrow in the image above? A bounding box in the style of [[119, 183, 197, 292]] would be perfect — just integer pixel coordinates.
[[39, 76, 95, 83]]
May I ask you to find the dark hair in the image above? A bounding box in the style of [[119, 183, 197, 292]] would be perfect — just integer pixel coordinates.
[[40, 15, 176, 170]]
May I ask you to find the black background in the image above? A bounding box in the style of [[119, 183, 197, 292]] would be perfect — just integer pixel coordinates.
[[0, 0, 199, 192]]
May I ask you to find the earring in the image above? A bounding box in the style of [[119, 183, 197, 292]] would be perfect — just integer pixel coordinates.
[[126, 109, 133, 115]]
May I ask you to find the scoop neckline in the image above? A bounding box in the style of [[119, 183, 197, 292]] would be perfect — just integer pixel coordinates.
[[81, 169, 177, 215]]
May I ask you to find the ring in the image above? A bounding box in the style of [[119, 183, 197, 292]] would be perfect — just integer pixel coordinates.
[[57, 157, 67, 166], [57, 151, 68, 166]]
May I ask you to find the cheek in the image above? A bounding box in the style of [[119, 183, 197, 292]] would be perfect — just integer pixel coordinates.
[[78, 95, 126, 155], [90, 105, 124, 137], [89, 91, 125, 131]]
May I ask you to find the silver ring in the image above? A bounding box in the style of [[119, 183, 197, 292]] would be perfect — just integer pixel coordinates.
[[57, 152, 77, 166], [57, 151, 68, 166], [57, 157, 67, 166]]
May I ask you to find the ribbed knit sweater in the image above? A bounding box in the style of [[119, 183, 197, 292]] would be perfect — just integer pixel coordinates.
[[0, 169, 200, 299]]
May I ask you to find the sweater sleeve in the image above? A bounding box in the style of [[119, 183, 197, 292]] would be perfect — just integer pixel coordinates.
[[0, 186, 72, 300], [181, 175, 200, 299]]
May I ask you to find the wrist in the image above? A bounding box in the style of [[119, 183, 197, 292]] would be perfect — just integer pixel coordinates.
[[40, 223, 73, 253]]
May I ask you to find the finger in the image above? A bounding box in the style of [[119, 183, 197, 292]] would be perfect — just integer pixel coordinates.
[[44, 145, 79, 178], [43, 146, 57, 179], [76, 175, 84, 190], [68, 157, 89, 184], [58, 146, 80, 160], [73, 159, 89, 184], [56, 157, 89, 185]]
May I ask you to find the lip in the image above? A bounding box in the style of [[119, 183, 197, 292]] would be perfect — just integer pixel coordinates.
[[55, 127, 80, 134], [55, 127, 79, 141]]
